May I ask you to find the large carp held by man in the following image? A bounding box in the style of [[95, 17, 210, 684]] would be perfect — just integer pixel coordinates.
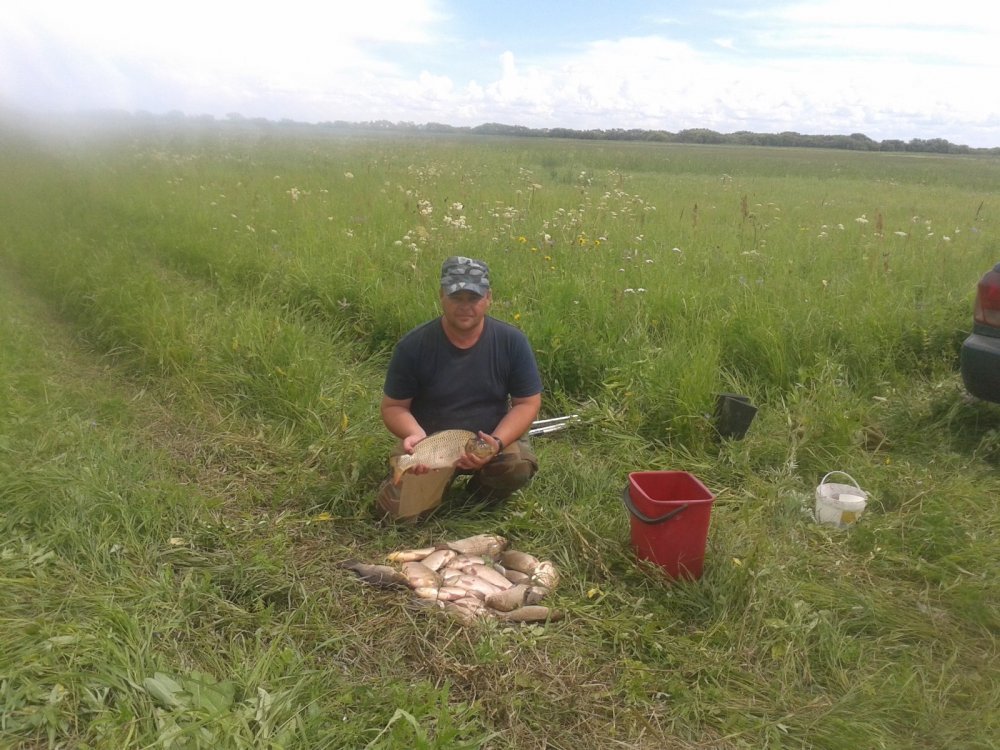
[[343, 534, 563, 624], [389, 429, 494, 484]]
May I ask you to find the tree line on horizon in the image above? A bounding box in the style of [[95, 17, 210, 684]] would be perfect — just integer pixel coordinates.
[[335, 119, 995, 155], [6, 107, 995, 155]]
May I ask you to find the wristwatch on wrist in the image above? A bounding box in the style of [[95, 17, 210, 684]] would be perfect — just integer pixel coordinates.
[[491, 435, 504, 454]]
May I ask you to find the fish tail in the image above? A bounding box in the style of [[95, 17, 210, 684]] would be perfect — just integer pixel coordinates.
[[389, 455, 407, 485]]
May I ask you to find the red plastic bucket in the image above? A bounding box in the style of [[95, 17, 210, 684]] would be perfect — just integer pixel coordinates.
[[622, 471, 715, 580]]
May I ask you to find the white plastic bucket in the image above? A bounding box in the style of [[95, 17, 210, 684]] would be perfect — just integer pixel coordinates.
[[815, 471, 868, 528]]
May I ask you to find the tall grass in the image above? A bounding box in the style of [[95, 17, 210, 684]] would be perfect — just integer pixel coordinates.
[[1, 118, 998, 748]]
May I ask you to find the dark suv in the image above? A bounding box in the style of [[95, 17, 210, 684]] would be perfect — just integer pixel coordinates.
[[960, 263, 1000, 403]]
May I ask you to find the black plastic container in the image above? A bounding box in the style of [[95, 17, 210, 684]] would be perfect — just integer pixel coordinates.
[[713, 393, 758, 440]]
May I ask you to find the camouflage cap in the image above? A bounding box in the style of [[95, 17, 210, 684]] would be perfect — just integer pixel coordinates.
[[440, 256, 490, 297]]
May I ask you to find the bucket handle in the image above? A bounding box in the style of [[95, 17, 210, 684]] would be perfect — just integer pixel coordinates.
[[621, 486, 690, 525], [819, 471, 861, 490]]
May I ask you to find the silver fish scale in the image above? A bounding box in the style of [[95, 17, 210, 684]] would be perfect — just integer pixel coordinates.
[[393, 429, 478, 476]]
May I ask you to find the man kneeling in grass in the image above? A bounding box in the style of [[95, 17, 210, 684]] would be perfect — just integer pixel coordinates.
[[375, 256, 542, 522]]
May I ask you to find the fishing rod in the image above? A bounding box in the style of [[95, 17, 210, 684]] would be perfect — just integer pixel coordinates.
[[527, 414, 580, 436]]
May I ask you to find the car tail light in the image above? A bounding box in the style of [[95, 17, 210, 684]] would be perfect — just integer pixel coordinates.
[[974, 265, 1000, 328]]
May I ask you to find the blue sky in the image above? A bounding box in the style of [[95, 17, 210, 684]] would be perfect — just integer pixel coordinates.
[[2, 0, 998, 147]]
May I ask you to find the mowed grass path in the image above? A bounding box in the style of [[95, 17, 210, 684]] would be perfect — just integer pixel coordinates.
[[1, 122, 999, 749]]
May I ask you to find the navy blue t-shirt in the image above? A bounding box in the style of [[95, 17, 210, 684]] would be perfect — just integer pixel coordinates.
[[383, 316, 543, 435]]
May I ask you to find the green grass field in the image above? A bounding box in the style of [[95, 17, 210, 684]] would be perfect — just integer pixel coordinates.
[[1, 117, 998, 749]]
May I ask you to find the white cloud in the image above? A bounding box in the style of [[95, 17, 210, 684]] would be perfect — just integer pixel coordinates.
[[771, 0, 993, 28], [0, 0, 445, 114], [729, 1, 999, 67], [1, 0, 998, 146], [418, 71, 454, 99]]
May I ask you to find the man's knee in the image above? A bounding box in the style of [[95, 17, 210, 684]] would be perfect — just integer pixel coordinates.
[[477, 455, 536, 491], [473, 438, 538, 495]]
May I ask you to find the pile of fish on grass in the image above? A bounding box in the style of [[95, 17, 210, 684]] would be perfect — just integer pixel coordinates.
[[343, 534, 563, 625]]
